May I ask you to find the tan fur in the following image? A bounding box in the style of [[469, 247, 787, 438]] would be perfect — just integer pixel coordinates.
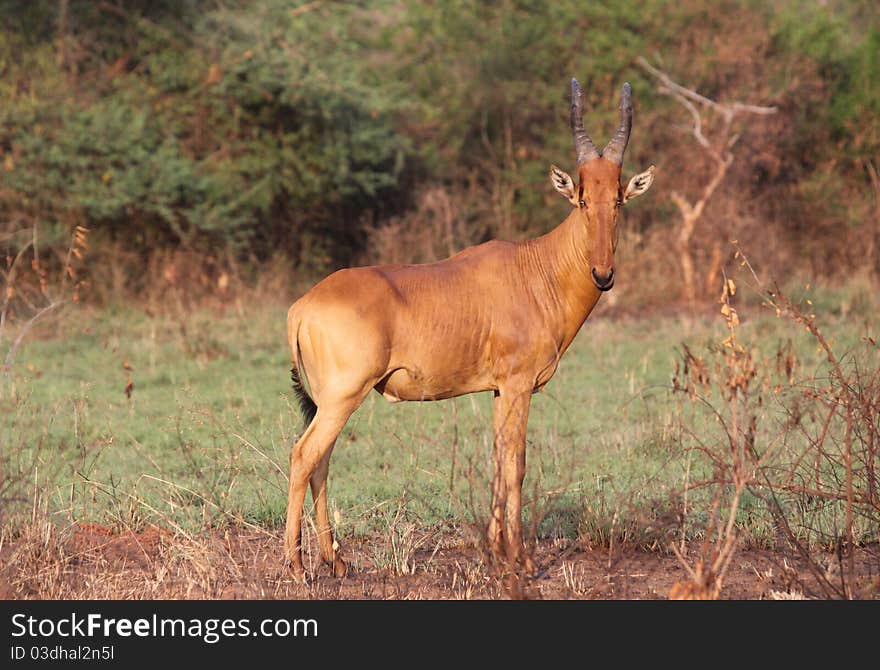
[[284, 140, 653, 582]]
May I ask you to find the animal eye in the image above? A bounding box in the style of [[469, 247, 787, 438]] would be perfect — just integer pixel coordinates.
[[579, 200, 586, 208]]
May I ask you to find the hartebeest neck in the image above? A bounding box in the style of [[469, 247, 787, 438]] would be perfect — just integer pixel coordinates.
[[518, 210, 604, 344]]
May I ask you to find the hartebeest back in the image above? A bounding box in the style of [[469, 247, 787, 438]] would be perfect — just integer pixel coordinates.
[[284, 79, 655, 580]]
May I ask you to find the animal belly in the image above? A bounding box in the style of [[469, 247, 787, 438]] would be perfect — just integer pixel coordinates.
[[376, 368, 485, 402]]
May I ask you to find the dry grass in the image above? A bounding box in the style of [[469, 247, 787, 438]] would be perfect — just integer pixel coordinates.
[[2, 240, 879, 599], [666, 255, 880, 599], [10, 510, 870, 600], [4, 480, 875, 600]]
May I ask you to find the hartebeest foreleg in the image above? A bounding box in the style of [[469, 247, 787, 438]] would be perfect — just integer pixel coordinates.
[[488, 393, 507, 558], [488, 385, 536, 573]]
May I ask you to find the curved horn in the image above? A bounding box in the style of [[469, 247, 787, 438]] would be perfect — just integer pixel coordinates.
[[570, 78, 600, 164], [601, 82, 633, 166]]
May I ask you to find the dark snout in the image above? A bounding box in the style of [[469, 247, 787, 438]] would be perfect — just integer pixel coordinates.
[[591, 266, 614, 291]]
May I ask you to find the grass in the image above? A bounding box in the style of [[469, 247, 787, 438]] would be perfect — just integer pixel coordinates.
[[1, 279, 877, 554]]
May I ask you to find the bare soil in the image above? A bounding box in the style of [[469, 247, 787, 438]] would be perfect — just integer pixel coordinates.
[[1, 522, 877, 600]]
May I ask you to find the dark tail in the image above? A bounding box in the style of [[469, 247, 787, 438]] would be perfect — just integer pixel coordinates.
[[291, 365, 317, 426]]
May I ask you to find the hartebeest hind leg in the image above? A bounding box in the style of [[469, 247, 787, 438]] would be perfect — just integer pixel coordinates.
[[487, 386, 536, 574], [309, 448, 347, 577], [285, 401, 361, 581]]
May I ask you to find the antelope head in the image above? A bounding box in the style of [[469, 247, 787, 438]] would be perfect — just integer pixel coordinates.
[[550, 79, 655, 291]]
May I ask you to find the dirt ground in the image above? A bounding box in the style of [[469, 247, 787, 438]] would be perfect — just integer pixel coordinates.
[[1, 522, 877, 600]]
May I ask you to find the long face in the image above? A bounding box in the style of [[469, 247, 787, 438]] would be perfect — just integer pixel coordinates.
[[550, 80, 655, 291], [577, 159, 625, 290]]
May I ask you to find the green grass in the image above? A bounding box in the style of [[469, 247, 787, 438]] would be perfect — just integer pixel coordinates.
[[2, 281, 877, 548]]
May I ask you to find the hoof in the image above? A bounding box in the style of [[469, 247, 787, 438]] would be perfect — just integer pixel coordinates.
[[332, 557, 348, 578], [287, 561, 308, 584]]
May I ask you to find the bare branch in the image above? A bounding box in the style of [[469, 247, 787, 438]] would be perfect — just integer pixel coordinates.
[[638, 57, 724, 110], [636, 56, 777, 303], [669, 191, 694, 219], [636, 56, 777, 121], [729, 101, 779, 117], [670, 90, 711, 150]]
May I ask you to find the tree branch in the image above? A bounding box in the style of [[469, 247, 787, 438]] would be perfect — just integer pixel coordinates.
[[636, 57, 777, 122], [636, 57, 777, 303]]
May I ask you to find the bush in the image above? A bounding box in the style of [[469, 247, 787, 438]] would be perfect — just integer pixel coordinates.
[[1, 0, 410, 264], [0, 0, 877, 293]]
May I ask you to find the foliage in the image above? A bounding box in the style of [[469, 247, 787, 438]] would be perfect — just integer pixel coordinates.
[[0, 0, 877, 285], [1, 0, 409, 262]]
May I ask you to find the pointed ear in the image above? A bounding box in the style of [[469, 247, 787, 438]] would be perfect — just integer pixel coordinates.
[[549, 165, 578, 206], [623, 165, 656, 203]]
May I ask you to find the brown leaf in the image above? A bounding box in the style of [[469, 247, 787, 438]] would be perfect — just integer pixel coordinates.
[[124, 380, 134, 399]]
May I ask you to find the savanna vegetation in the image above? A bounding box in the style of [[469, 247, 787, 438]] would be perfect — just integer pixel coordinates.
[[1, 0, 878, 599]]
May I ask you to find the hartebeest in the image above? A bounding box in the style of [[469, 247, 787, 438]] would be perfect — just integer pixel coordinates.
[[285, 79, 655, 580]]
